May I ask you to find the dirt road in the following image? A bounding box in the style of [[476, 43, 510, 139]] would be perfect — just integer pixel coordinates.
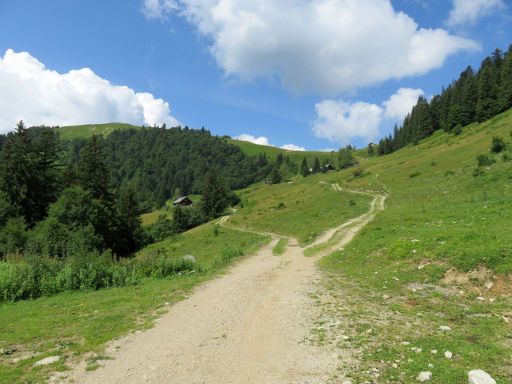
[[65, 192, 386, 384]]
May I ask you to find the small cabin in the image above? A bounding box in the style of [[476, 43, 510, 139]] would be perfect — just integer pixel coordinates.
[[172, 196, 193, 207], [324, 163, 335, 171]]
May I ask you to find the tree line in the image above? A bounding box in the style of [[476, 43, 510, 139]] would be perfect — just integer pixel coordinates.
[[0, 123, 277, 259], [377, 45, 512, 155]]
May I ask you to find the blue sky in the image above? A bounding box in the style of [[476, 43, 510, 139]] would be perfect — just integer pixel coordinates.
[[0, 0, 510, 150]]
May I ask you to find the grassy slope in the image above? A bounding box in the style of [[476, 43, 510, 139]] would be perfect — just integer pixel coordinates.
[[227, 138, 338, 164], [230, 176, 373, 244], [0, 223, 268, 383], [140, 195, 201, 227], [57, 123, 140, 140], [315, 109, 512, 383]]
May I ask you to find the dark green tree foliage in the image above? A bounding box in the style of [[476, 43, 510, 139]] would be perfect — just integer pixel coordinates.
[[77, 135, 112, 201], [270, 166, 282, 184], [338, 147, 357, 169], [0, 217, 28, 255], [491, 136, 506, 153], [313, 157, 321, 173], [68, 127, 272, 207], [300, 157, 309, 177], [380, 45, 512, 155], [367, 144, 375, 157], [200, 170, 229, 220], [115, 186, 143, 255], [0, 122, 60, 226]]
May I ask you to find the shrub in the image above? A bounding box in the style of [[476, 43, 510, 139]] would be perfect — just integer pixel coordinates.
[[0, 217, 28, 256], [409, 172, 421, 178], [0, 249, 202, 302], [452, 124, 463, 135], [351, 167, 364, 178], [473, 167, 485, 177], [490, 136, 506, 153], [476, 154, 495, 167], [275, 202, 286, 210]]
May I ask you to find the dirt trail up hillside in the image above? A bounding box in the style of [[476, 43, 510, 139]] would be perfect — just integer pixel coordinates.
[[64, 188, 386, 384]]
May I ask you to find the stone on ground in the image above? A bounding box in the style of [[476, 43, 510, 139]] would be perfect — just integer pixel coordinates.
[[468, 370, 496, 384], [33, 356, 60, 366], [182, 255, 196, 263], [417, 371, 432, 382]]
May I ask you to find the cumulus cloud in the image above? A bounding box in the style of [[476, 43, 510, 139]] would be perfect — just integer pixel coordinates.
[[281, 144, 306, 151], [234, 134, 271, 146], [142, 0, 178, 19], [313, 100, 383, 144], [383, 88, 424, 119], [235, 134, 305, 151], [447, 0, 505, 27], [145, 0, 478, 94], [0, 49, 179, 133], [313, 87, 424, 145]]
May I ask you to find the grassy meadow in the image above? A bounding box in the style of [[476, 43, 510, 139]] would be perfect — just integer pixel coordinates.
[[57, 123, 140, 140], [229, 176, 373, 244], [313, 109, 512, 383], [227, 138, 338, 164], [0, 222, 268, 383]]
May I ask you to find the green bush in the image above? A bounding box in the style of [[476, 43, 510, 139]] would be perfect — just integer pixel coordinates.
[[352, 167, 364, 178], [0, 250, 201, 302], [476, 154, 495, 167], [490, 136, 507, 153]]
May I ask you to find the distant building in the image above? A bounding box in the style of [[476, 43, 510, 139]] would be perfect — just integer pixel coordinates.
[[172, 196, 193, 207], [324, 163, 335, 171]]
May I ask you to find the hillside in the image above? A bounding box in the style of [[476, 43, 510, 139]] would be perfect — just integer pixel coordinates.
[[2, 110, 512, 383], [227, 138, 338, 164], [56, 123, 339, 166], [57, 123, 140, 140]]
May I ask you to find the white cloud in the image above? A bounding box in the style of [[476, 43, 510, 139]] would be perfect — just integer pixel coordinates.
[[313, 87, 425, 145], [235, 134, 306, 151], [447, 0, 505, 27], [146, 0, 479, 94], [142, 0, 178, 19], [235, 134, 271, 146], [280, 144, 305, 151], [0, 49, 179, 133], [383, 88, 424, 120], [313, 100, 383, 144]]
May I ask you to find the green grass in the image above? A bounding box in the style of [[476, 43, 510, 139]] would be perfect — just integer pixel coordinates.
[[136, 221, 269, 270], [140, 195, 201, 226], [272, 238, 288, 255], [230, 176, 372, 244], [57, 123, 140, 140], [0, 221, 268, 383], [227, 138, 338, 165], [315, 108, 512, 383]]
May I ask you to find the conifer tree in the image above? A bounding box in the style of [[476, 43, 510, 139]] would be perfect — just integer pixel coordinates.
[[270, 166, 281, 184], [77, 135, 112, 201], [200, 170, 229, 220], [300, 157, 309, 177], [313, 157, 321, 173]]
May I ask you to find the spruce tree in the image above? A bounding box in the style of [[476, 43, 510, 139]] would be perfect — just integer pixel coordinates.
[[367, 144, 375, 157], [338, 147, 356, 169], [300, 157, 309, 177], [0, 121, 60, 225], [77, 135, 111, 201], [313, 157, 321, 173], [200, 170, 229, 220], [270, 166, 281, 184], [115, 185, 142, 255]]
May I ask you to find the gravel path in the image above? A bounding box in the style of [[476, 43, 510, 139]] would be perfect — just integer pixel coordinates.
[[64, 191, 386, 384]]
